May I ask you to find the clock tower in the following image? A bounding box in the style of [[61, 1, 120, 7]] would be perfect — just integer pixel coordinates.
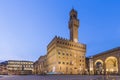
[[69, 9, 79, 42]]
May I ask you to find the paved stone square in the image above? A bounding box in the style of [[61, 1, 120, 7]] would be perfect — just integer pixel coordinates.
[[0, 75, 120, 80]]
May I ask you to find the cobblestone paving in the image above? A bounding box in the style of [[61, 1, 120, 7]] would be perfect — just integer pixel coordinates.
[[0, 75, 120, 80]]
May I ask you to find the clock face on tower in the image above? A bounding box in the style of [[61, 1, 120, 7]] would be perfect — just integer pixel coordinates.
[[74, 38, 78, 43]]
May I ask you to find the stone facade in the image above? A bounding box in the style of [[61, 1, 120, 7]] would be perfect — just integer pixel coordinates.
[[0, 63, 7, 75], [46, 36, 86, 74], [86, 57, 94, 75], [33, 55, 47, 74], [33, 60, 38, 74]]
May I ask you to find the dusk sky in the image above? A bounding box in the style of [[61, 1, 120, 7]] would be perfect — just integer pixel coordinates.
[[0, 0, 120, 61]]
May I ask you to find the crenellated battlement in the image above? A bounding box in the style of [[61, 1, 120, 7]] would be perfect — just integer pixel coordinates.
[[47, 36, 86, 53]]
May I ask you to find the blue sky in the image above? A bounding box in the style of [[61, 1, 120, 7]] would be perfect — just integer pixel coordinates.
[[0, 0, 120, 61]]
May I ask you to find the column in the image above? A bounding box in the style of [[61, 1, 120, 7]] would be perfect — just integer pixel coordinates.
[[93, 61, 96, 75], [118, 57, 120, 75], [103, 62, 106, 75]]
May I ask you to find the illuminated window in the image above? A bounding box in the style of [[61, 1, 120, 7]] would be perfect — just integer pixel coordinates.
[[66, 53, 68, 56], [74, 67, 77, 69], [58, 62, 61, 64], [66, 62, 69, 65], [58, 52, 60, 55]]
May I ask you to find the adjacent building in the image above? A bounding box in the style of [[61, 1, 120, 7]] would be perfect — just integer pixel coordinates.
[[86, 57, 94, 75], [33, 55, 47, 74], [0, 60, 34, 75], [87, 47, 120, 75], [33, 60, 38, 74], [0, 63, 7, 75]]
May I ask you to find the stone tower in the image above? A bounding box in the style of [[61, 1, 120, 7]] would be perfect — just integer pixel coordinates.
[[69, 9, 79, 43], [36, 9, 86, 75]]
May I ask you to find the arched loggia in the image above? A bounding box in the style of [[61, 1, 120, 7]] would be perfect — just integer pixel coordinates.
[[95, 60, 104, 74], [105, 56, 118, 74]]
